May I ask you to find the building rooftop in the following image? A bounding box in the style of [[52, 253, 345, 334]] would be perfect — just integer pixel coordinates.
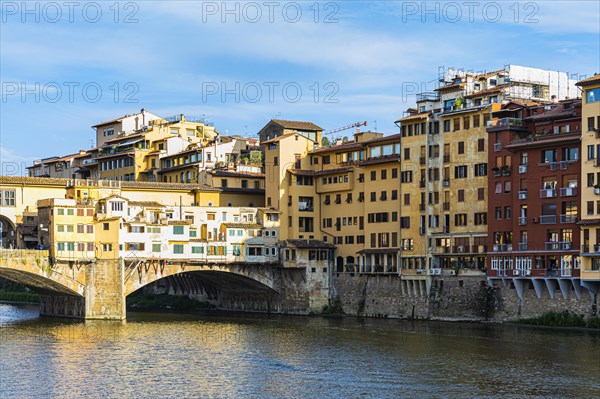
[[271, 119, 323, 131], [576, 73, 600, 86], [286, 239, 335, 249]]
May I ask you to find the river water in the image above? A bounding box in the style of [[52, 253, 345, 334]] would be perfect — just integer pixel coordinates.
[[0, 303, 599, 399]]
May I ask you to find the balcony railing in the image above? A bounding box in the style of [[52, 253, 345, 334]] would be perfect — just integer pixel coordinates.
[[540, 189, 557, 198], [416, 92, 440, 102], [560, 214, 577, 223], [493, 117, 525, 129], [540, 215, 557, 224], [584, 244, 600, 253], [545, 241, 572, 251], [493, 244, 512, 252], [517, 217, 527, 225], [559, 187, 577, 197], [518, 243, 528, 251]]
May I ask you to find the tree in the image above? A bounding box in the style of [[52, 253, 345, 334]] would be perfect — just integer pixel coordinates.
[[321, 137, 331, 147]]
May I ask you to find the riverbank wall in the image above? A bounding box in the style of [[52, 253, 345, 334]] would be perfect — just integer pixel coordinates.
[[333, 274, 598, 322]]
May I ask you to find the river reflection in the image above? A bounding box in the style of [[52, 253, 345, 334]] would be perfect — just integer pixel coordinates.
[[1, 304, 599, 399]]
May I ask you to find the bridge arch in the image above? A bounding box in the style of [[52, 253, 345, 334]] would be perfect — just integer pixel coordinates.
[[124, 260, 277, 297], [0, 215, 16, 249]]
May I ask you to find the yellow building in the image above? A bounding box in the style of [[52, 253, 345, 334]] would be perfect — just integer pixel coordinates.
[[577, 74, 600, 283]]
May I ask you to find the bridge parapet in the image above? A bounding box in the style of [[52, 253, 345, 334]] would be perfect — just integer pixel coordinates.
[[0, 249, 86, 296]]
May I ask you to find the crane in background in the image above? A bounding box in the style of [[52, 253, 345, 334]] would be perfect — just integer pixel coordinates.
[[324, 121, 368, 136]]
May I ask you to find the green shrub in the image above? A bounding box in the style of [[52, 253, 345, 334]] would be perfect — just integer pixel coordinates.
[[585, 317, 600, 329], [517, 311, 585, 328]]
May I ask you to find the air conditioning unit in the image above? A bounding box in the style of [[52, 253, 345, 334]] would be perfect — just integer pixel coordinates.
[[457, 246, 464, 253], [550, 163, 558, 171], [560, 161, 567, 170], [518, 165, 527, 174], [513, 270, 520, 276], [443, 180, 450, 187], [416, 269, 424, 274]]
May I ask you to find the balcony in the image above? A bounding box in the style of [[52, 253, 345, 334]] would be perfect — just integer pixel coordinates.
[[560, 214, 577, 223], [540, 189, 557, 198], [518, 164, 528, 174], [518, 243, 528, 251], [518, 190, 528, 200], [581, 244, 600, 254], [546, 241, 573, 251], [492, 117, 526, 130], [416, 92, 440, 102], [517, 217, 527, 225], [540, 215, 557, 224], [453, 245, 470, 254], [493, 244, 512, 252], [559, 187, 577, 197]]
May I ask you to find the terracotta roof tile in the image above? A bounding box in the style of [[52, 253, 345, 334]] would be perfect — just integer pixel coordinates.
[[271, 119, 323, 131], [576, 73, 600, 86]]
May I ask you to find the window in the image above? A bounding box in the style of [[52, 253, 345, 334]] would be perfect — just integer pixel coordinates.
[[443, 120, 451, 132], [454, 213, 467, 226], [458, 190, 464, 202], [403, 148, 410, 160], [370, 192, 376, 202], [478, 187, 485, 201], [192, 246, 204, 254], [322, 155, 330, 164], [173, 226, 184, 235], [562, 147, 579, 161], [173, 244, 184, 254], [102, 243, 112, 252], [454, 165, 467, 178], [381, 169, 387, 180], [391, 168, 398, 179], [400, 171, 413, 183], [474, 163, 487, 177], [67, 209, 74, 216], [458, 142, 465, 154], [505, 206, 511, 219], [273, 156, 278, 166], [473, 115, 480, 128], [152, 244, 161, 252], [474, 212, 487, 225], [57, 208, 64, 215], [504, 181, 512, 193], [370, 171, 377, 181], [586, 87, 600, 103], [495, 207, 502, 220], [477, 138, 485, 152], [403, 193, 409, 205], [400, 217, 410, 228], [542, 149, 557, 163]]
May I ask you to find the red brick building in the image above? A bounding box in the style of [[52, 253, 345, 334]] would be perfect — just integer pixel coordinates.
[[486, 99, 583, 299]]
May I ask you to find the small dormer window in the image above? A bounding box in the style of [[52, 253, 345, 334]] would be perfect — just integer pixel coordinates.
[[111, 201, 123, 212], [474, 83, 481, 91], [489, 79, 497, 86]]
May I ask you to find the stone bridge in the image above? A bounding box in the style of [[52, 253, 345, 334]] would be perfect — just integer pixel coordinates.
[[0, 250, 318, 319]]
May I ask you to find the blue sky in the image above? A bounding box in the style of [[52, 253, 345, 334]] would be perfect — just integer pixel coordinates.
[[1, 1, 599, 173]]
